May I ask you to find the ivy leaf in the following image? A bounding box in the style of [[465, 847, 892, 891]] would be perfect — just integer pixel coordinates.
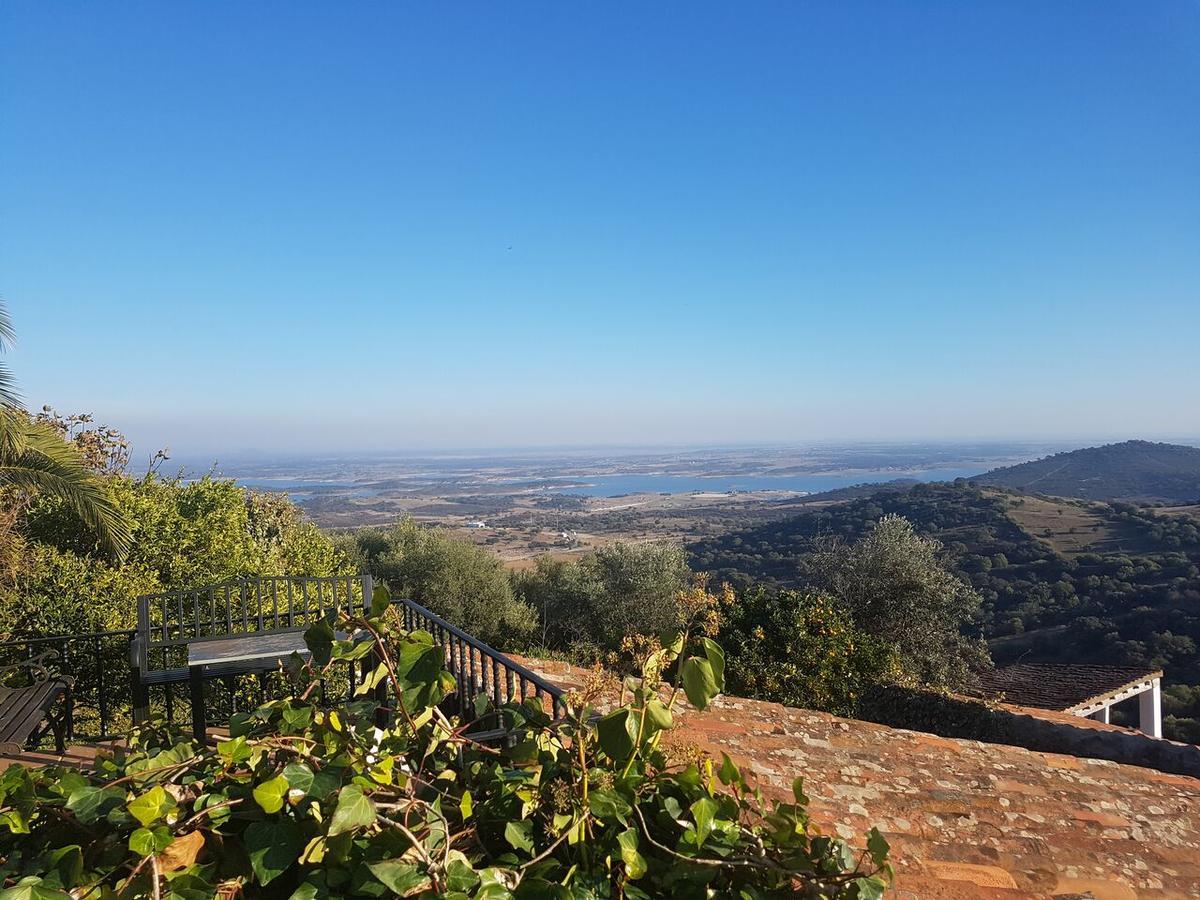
[[596, 708, 637, 760], [792, 777, 808, 805], [217, 735, 251, 765], [616, 829, 647, 880], [853, 875, 888, 900], [328, 785, 375, 836], [289, 876, 329, 900], [282, 763, 315, 796], [691, 797, 717, 846], [65, 786, 123, 824], [365, 860, 430, 895], [504, 820, 534, 854], [304, 619, 336, 667], [587, 788, 631, 823], [445, 859, 479, 893], [718, 753, 740, 786], [281, 705, 313, 731], [127, 786, 174, 828], [353, 663, 388, 697], [370, 584, 391, 617], [39, 845, 83, 889], [0, 881, 73, 900], [244, 821, 302, 886], [866, 827, 890, 867], [459, 790, 473, 821], [128, 826, 171, 857], [697, 637, 726, 692], [680, 656, 719, 711], [644, 698, 673, 732], [253, 773, 290, 814]]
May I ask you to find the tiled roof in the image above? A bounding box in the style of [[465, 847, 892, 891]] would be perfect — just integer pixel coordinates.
[[519, 658, 1200, 898], [973, 663, 1162, 712]]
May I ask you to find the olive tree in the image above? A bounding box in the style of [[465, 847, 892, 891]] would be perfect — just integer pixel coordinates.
[[807, 514, 989, 687]]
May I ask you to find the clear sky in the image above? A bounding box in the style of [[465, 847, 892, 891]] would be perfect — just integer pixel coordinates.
[[2, 2, 1197, 455]]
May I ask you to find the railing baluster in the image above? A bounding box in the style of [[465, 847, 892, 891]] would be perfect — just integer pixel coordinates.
[[93, 635, 106, 737]]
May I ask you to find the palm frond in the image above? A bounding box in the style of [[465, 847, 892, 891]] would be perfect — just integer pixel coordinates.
[[0, 301, 16, 352], [0, 419, 133, 560], [0, 363, 22, 411]]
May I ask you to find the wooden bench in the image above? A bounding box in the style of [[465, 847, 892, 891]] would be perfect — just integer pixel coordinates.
[[130, 575, 374, 724], [0, 652, 73, 755]]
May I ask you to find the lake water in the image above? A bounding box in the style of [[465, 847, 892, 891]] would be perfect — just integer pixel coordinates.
[[551, 468, 985, 497], [229, 467, 987, 501]]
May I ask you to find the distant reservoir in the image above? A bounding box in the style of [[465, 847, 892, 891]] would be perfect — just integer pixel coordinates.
[[547, 468, 985, 498]]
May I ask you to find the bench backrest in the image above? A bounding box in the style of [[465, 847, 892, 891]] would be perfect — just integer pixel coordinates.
[[134, 574, 374, 675]]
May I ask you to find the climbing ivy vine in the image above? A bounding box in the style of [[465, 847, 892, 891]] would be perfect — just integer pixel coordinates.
[[0, 588, 890, 898]]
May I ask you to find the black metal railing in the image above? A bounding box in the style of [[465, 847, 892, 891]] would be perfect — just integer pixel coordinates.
[[0, 578, 565, 752], [396, 597, 566, 722], [0, 629, 136, 741]]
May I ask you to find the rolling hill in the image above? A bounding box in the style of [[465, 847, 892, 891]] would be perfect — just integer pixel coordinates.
[[976, 440, 1200, 503], [687, 480, 1200, 741]]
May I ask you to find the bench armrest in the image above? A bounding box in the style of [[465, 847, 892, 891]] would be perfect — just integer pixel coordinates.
[[0, 650, 69, 686], [129, 633, 146, 671]]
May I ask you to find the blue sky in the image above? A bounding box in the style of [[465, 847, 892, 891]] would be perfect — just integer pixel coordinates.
[[2, 2, 1197, 455]]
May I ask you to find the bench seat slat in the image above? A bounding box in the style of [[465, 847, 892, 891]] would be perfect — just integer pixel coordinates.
[[0, 681, 67, 746]]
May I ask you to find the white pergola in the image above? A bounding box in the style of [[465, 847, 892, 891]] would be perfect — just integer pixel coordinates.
[[1079, 675, 1162, 738], [977, 664, 1165, 739]]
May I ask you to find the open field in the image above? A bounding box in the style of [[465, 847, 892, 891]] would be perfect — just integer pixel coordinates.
[[1151, 504, 1200, 522], [996, 492, 1155, 555]]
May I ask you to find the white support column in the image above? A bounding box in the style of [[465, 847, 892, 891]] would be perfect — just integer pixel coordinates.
[[1090, 705, 1110, 724], [1139, 678, 1162, 738]]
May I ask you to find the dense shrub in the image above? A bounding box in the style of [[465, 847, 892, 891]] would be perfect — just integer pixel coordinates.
[[722, 589, 899, 717], [335, 520, 537, 650], [515, 543, 691, 654], [1, 473, 347, 638]]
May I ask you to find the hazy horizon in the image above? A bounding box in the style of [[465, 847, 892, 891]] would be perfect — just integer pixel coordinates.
[[4, 3, 1197, 451]]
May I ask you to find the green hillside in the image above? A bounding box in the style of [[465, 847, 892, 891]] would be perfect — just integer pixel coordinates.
[[688, 481, 1200, 741], [976, 440, 1200, 502]]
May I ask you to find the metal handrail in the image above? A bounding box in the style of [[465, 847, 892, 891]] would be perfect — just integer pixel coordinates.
[[395, 597, 566, 720], [0, 629, 137, 647], [0, 580, 564, 749]]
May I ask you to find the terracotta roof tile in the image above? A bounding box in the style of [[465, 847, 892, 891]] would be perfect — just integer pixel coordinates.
[[973, 664, 1162, 712], [519, 657, 1200, 898]]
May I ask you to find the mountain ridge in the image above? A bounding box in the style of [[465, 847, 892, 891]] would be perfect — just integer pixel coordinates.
[[975, 439, 1200, 502]]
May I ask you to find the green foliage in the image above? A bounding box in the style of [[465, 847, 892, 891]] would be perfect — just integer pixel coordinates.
[[515, 543, 691, 653], [336, 519, 536, 649], [690, 481, 1200, 740], [2, 472, 348, 637], [978, 440, 1200, 503], [722, 589, 899, 717], [808, 515, 989, 687], [0, 305, 132, 560], [0, 411, 131, 562], [0, 594, 888, 898]]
